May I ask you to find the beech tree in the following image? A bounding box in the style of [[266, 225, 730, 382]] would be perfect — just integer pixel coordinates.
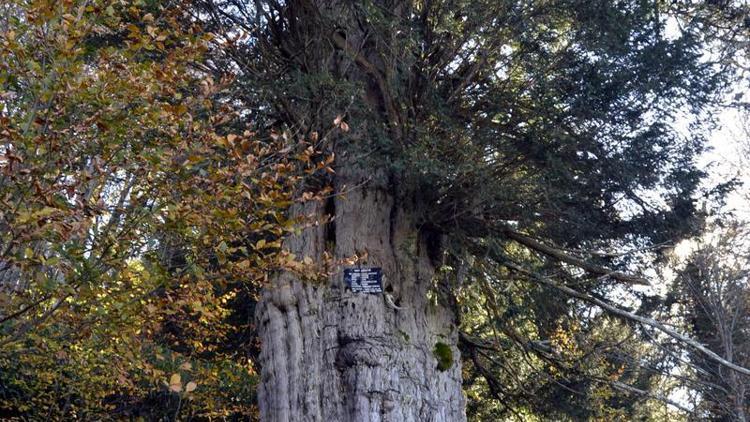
[[0, 0, 322, 418], [196, 0, 745, 420]]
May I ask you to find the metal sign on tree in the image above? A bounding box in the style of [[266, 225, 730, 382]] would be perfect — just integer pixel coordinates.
[[344, 267, 383, 293]]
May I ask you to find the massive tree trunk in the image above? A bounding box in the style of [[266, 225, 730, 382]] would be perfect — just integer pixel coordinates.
[[256, 161, 465, 421], [252, 2, 465, 419]]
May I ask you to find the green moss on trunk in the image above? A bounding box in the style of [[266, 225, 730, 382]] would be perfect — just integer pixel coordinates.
[[433, 342, 453, 371]]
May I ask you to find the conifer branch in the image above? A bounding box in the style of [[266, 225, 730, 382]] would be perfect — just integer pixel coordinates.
[[501, 258, 750, 377]]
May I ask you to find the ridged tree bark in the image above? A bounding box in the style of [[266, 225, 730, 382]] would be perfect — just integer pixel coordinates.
[[251, 2, 465, 420], [256, 164, 465, 421]]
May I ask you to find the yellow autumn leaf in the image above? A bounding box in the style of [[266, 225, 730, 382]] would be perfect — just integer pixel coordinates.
[[169, 373, 181, 392]]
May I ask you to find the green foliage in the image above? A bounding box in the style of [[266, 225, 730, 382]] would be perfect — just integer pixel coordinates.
[[671, 224, 750, 420], [1, 0, 745, 419], [197, 0, 740, 419], [0, 0, 331, 418]]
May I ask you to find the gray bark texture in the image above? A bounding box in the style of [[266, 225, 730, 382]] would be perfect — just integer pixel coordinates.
[[254, 1, 466, 419], [256, 164, 465, 421]]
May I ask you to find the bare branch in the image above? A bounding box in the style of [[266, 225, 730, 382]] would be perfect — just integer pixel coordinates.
[[501, 258, 750, 377], [505, 229, 650, 285]]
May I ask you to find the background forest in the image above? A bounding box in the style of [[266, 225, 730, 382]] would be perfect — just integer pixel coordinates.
[[1, 0, 750, 420]]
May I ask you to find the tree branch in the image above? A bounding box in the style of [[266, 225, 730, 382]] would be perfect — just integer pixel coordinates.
[[500, 257, 750, 377], [505, 229, 650, 285], [330, 31, 402, 141], [607, 380, 692, 414]]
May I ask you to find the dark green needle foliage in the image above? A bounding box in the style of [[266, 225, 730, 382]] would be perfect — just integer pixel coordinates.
[[194, 0, 742, 418], [1, 0, 745, 418]]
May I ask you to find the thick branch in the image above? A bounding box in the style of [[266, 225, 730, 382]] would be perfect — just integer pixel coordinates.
[[330, 32, 402, 140], [608, 380, 692, 414], [505, 229, 650, 285], [501, 258, 750, 377]]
